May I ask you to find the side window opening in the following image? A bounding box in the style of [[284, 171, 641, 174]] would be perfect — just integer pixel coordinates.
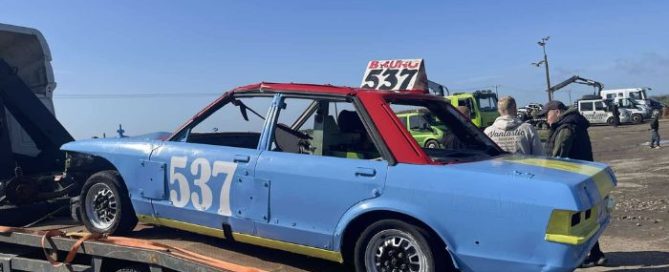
[[580, 102, 594, 111], [458, 98, 476, 119], [184, 95, 273, 149], [271, 97, 383, 160]]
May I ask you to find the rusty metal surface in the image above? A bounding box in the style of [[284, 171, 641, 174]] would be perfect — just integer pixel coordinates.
[[20, 217, 344, 272], [0, 218, 345, 272]]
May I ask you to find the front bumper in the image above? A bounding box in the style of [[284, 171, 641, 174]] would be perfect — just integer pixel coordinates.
[[452, 216, 608, 272]]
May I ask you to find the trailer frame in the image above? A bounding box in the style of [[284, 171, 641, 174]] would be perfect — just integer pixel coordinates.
[[0, 226, 264, 272]]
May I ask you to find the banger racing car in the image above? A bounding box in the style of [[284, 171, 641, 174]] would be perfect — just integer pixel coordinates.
[[63, 83, 616, 272], [395, 110, 447, 149]]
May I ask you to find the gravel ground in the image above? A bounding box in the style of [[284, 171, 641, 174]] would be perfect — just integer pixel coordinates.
[[576, 119, 669, 272]]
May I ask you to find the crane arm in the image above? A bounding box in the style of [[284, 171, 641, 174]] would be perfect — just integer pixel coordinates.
[[548, 75, 604, 96]]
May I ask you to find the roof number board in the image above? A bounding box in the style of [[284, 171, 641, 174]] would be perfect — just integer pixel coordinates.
[[361, 59, 428, 91]]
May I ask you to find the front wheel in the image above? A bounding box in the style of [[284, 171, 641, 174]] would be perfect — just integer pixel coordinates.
[[424, 140, 440, 149], [632, 114, 643, 124], [80, 171, 137, 235], [353, 219, 447, 272]]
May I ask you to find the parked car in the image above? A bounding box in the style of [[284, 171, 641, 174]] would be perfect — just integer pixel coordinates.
[[518, 103, 549, 129], [612, 97, 650, 123], [63, 82, 616, 272], [395, 110, 447, 148], [577, 97, 632, 125]]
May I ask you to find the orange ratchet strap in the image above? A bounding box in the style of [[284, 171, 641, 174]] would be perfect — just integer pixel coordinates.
[[0, 226, 266, 272]]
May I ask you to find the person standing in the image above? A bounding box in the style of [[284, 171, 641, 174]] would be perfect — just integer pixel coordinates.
[[484, 96, 544, 155], [650, 111, 661, 149], [538, 100, 606, 267], [611, 102, 620, 127], [456, 106, 471, 122]]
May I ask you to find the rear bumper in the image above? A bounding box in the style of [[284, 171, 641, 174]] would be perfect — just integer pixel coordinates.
[[452, 217, 609, 272]]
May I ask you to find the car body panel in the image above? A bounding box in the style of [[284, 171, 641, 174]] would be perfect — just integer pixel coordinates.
[[62, 82, 616, 272]]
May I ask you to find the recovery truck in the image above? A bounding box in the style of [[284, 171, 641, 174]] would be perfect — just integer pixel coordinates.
[[0, 23, 267, 272], [427, 80, 499, 128]]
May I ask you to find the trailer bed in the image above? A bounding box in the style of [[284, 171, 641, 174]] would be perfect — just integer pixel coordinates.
[[0, 216, 342, 272]]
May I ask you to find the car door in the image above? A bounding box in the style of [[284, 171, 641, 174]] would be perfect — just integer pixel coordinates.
[[253, 95, 389, 249], [148, 94, 277, 234], [579, 101, 598, 123]]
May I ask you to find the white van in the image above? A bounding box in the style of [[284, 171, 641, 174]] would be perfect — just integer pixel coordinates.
[[600, 88, 650, 105], [577, 98, 631, 125]]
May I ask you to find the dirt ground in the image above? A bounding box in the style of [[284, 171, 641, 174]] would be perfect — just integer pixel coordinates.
[[20, 120, 669, 272], [575, 119, 669, 272]]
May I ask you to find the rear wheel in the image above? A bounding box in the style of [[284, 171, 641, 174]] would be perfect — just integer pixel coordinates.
[[80, 171, 137, 234], [353, 219, 447, 272], [632, 114, 643, 124]]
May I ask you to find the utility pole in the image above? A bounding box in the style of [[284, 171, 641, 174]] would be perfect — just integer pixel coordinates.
[[537, 36, 552, 101]]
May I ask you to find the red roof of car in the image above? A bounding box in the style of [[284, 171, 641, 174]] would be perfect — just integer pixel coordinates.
[[231, 82, 428, 96], [172, 82, 443, 165]]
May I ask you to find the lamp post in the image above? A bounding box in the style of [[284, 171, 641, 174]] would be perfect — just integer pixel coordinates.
[[534, 36, 552, 101]]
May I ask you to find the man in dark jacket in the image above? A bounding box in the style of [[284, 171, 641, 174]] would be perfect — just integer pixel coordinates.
[[609, 101, 620, 127], [541, 101, 594, 160], [539, 100, 606, 267], [650, 111, 661, 149]]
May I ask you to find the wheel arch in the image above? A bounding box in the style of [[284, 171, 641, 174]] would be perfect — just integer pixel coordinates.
[[65, 151, 130, 193], [335, 201, 458, 269], [61, 140, 158, 194]]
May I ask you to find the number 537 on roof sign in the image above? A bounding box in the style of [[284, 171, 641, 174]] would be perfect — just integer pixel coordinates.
[[361, 59, 428, 91]]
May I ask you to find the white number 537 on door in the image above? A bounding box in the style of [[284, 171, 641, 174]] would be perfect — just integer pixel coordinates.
[[168, 156, 238, 216]]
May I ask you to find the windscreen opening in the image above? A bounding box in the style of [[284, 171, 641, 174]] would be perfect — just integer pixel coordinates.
[[386, 97, 503, 163]]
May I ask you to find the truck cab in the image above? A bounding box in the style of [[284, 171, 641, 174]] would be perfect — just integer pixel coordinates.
[[446, 90, 499, 128]]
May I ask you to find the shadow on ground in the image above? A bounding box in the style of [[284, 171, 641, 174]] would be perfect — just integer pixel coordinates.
[[588, 251, 669, 272]]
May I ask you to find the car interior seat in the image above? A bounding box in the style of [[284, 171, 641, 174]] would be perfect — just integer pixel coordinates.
[[273, 123, 312, 154], [332, 110, 375, 158]]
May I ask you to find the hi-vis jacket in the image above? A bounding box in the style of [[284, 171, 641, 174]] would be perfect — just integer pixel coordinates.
[[484, 115, 545, 156]]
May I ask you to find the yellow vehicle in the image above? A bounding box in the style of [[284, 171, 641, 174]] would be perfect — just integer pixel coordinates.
[[428, 81, 499, 128]]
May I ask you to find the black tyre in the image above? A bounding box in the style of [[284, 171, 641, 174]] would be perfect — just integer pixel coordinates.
[[607, 117, 615, 125], [632, 114, 643, 124], [80, 171, 137, 235], [114, 265, 149, 272], [353, 219, 449, 272], [424, 140, 440, 149]]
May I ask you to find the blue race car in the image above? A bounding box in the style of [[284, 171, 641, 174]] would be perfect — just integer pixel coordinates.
[[63, 83, 616, 272]]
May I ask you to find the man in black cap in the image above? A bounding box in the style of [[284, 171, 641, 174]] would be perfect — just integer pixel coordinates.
[[538, 100, 606, 267], [540, 100, 593, 160]]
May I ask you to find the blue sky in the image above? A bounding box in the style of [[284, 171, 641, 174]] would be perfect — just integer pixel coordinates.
[[2, 0, 668, 139]]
